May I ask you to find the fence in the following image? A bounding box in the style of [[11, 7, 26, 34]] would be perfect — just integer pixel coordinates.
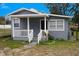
[[0, 25, 11, 29], [0, 25, 11, 37]]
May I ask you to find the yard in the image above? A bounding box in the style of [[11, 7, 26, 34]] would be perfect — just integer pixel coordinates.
[[0, 29, 79, 55], [0, 29, 27, 49]]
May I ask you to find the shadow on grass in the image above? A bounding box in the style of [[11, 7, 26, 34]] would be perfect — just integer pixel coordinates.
[[0, 35, 11, 39]]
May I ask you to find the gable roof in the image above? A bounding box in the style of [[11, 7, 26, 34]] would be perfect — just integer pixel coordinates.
[[7, 8, 73, 18], [7, 8, 43, 15]]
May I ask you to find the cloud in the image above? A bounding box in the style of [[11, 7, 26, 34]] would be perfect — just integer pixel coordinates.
[[0, 3, 9, 9], [1, 6, 9, 9]]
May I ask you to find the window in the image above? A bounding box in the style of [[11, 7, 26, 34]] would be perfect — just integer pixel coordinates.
[[48, 19, 64, 31], [14, 23, 19, 27], [49, 21, 56, 30], [13, 18, 20, 28], [57, 20, 64, 30]]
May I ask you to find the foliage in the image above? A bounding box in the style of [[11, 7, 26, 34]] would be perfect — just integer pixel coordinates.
[[6, 20, 11, 24], [0, 16, 5, 25], [48, 34, 54, 40], [45, 3, 79, 16], [0, 16, 11, 25]]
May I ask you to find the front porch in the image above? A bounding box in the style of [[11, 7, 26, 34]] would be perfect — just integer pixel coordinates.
[[11, 16, 48, 44]]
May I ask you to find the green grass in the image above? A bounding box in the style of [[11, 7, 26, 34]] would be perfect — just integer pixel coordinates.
[[39, 39, 79, 48], [0, 29, 27, 49]]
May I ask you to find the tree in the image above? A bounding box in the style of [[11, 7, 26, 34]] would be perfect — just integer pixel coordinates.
[[0, 16, 5, 25], [45, 3, 78, 16], [72, 4, 79, 40]]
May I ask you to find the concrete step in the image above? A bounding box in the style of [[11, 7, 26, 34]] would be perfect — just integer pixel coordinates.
[[31, 37, 38, 44]]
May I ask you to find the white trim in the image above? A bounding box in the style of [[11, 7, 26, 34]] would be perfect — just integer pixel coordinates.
[[12, 18, 20, 37], [47, 14, 73, 18], [9, 14, 72, 19], [10, 14, 48, 18], [48, 19, 65, 31], [7, 8, 43, 16], [44, 16, 46, 31], [13, 18, 20, 29], [27, 17, 30, 38]]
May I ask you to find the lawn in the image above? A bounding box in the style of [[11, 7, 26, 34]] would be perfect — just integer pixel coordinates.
[[14, 39, 79, 56], [0, 29, 79, 55], [39, 39, 79, 48], [31, 40, 79, 56], [0, 29, 27, 49]]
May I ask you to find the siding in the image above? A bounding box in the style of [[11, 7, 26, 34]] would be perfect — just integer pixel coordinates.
[[30, 18, 40, 36], [48, 17, 69, 40], [20, 18, 27, 29]]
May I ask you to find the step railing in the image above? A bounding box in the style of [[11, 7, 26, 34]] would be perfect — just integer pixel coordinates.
[[28, 29, 33, 43], [37, 30, 42, 44], [37, 30, 48, 44]]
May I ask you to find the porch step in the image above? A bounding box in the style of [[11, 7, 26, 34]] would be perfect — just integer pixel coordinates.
[[31, 37, 38, 44]]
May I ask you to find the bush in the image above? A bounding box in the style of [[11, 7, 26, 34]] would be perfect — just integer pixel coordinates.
[[48, 34, 54, 40]]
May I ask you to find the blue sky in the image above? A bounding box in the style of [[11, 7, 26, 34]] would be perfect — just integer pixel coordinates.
[[0, 3, 49, 16]]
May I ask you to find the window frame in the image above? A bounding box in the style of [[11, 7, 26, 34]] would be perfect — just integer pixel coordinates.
[[13, 18, 20, 28], [48, 19, 65, 31]]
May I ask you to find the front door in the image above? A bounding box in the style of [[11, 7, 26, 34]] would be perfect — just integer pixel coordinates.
[[40, 20, 48, 30]]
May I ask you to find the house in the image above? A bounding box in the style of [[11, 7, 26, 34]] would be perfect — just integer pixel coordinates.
[[6, 8, 73, 43]]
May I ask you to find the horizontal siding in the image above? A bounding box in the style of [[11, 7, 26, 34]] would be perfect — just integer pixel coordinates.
[[48, 18, 69, 40]]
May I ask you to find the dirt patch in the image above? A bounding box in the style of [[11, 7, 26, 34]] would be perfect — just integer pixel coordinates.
[[0, 45, 79, 56]]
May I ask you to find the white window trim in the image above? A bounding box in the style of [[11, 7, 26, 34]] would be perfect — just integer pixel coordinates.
[[13, 18, 20, 28], [48, 19, 65, 31]]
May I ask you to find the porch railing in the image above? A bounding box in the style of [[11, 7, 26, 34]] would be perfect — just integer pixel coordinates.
[[13, 29, 33, 42], [37, 30, 48, 44], [13, 30, 28, 37]]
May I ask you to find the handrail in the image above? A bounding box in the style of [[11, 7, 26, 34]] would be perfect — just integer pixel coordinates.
[[37, 30, 42, 44], [37, 30, 48, 44], [28, 30, 33, 43]]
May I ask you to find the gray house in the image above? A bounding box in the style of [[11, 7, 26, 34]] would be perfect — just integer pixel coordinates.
[[7, 8, 73, 43]]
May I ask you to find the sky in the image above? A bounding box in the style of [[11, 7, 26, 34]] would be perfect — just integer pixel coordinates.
[[0, 3, 49, 16]]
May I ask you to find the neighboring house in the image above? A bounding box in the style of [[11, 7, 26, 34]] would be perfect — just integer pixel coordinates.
[[6, 8, 73, 43]]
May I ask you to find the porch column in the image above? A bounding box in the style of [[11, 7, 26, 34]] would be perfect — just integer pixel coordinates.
[[27, 17, 30, 37], [44, 16, 46, 31]]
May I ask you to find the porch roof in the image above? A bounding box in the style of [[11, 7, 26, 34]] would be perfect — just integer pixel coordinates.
[[10, 14, 48, 17], [48, 14, 73, 18]]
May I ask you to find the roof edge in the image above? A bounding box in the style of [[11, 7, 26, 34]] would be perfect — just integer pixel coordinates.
[[47, 14, 73, 18], [7, 8, 43, 16]]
